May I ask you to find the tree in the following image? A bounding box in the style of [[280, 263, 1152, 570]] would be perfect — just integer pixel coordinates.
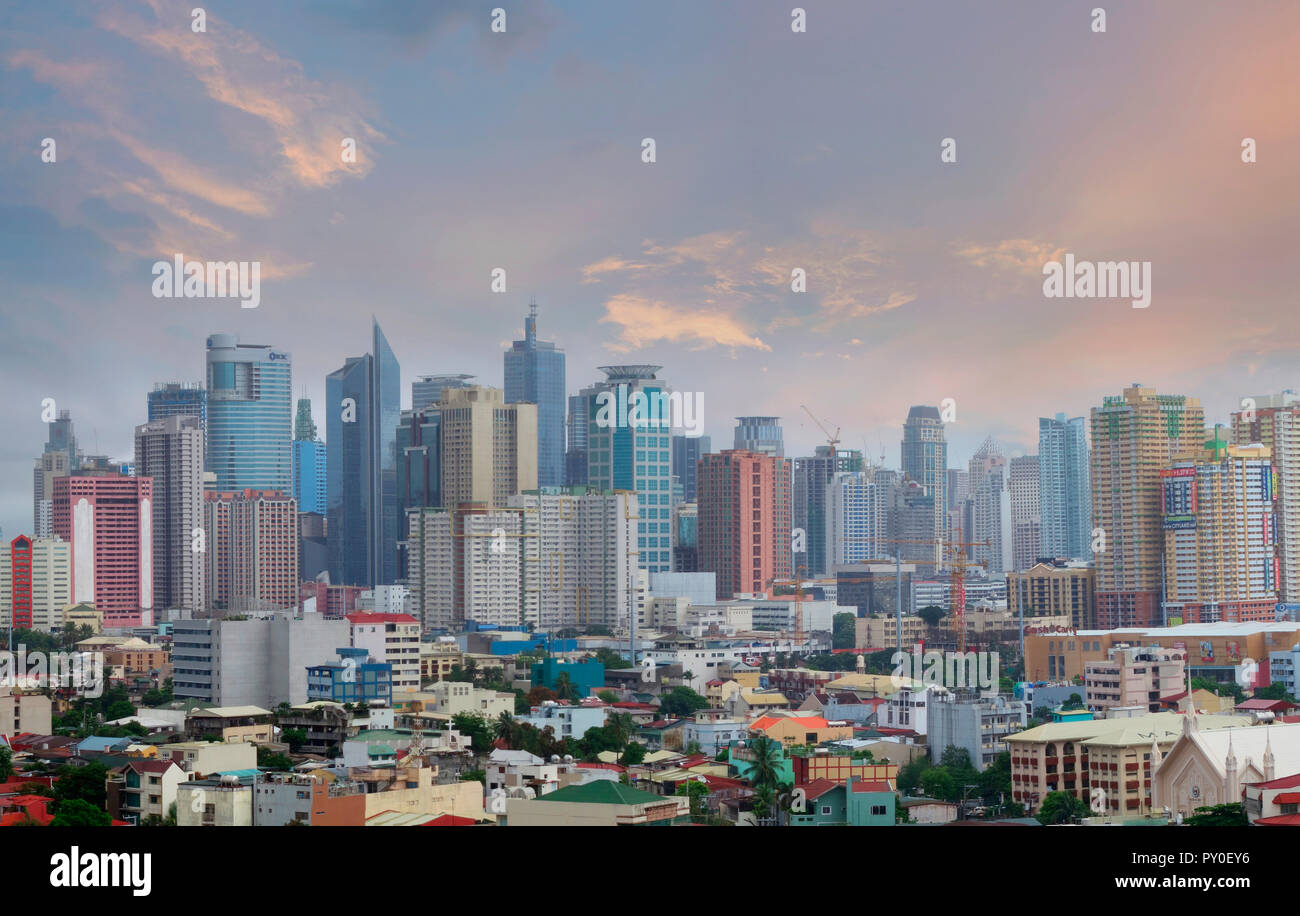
[[752, 783, 776, 820], [257, 747, 294, 771], [525, 686, 558, 707], [282, 728, 308, 753], [1186, 803, 1248, 826], [676, 779, 710, 816], [53, 761, 108, 810], [620, 742, 646, 766], [745, 736, 783, 792], [921, 767, 956, 802], [657, 686, 709, 718], [596, 689, 619, 703], [452, 712, 494, 753], [832, 612, 857, 650], [978, 751, 1012, 801], [917, 605, 945, 629], [459, 769, 487, 784], [1035, 790, 1088, 825], [1254, 683, 1298, 703], [0, 746, 13, 783], [593, 648, 632, 670], [1063, 693, 1085, 710], [554, 672, 579, 702], [50, 798, 111, 827], [897, 757, 932, 795]]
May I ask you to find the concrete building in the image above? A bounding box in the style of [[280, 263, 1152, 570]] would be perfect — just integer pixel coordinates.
[[1008, 559, 1096, 631], [927, 692, 1028, 771], [517, 701, 608, 741], [1084, 645, 1186, 712], [1008, 455, 1040, 571], [825, 471, 887, 569], [1091, 385, 1205, 628], [135, 415, 205, 616], [1161, 442, 1278, 624], [347, 611, 421, 693], [106, 758, 186, 824], [901, 406, 947, 564], [204, 489, 299, 614], [880, 684, 947, 735], [172, 613, 350, 707], [1152, 720, 1300, 819], [671, 434, 711, 503], [698, 450, 792, 599], [52, 473, 153, 628], [0, 686, 52, 736], [439, 385, 538, 509], [793, 447, 863, 577], [177, 773, 255, 826], [0, 535, 70, 631], [504, 780, 690, 826], [1232, 391, 1300, 604], [1039, 413, 1092, 562], [1269, 644, 1300, 696], [32, 449, 69, 539]]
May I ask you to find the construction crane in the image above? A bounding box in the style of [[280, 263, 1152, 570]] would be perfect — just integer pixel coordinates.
[[801, 405, 840, 452]]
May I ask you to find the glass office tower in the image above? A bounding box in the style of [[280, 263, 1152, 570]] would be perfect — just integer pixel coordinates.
[[504, 302, 565, 488], [205, 334, 292, 493]]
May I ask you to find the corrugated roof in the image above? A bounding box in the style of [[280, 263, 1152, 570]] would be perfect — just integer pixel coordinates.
[[537, 781, 670, 806]]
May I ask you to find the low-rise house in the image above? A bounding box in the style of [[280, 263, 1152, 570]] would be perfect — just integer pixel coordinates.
[[186, 706, 275, 744], [279, 702, 357, 756], [637, 718, 688, 751], [177, 772, 256, 826], [728, 690, 793, 718], [800, 690, 876, 725], [503, 780, 691, 826], [748, 714, 854, 748], [682, 710, 749, 756], [517, 701, 608, 741], [486, 748, 562, 796], [901, 796, 959, 824], [106, 758, 186, 823], [789, 776, 897, 826], [157, 740, 258, 778]]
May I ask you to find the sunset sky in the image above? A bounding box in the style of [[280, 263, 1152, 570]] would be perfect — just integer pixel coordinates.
[[2, 0, 1298, 536]]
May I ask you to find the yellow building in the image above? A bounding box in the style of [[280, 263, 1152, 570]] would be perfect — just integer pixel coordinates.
[[1008, 561, 1096, 630], [749, 714, 854, 747]]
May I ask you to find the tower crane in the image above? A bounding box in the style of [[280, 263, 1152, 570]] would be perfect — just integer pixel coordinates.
[[801, 405, 840, 452]]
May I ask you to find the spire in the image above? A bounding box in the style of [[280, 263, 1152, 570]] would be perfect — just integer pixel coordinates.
[[525, 297, 538, 345], [1264, 726, 1275, 781]]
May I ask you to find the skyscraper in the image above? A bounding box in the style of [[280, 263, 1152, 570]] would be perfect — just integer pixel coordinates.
[[0, 535, 70, 631], [1091, 384, 1205, 628], [792, 446, 863, 576], [148, 382, 207, 438], [901, 406, 947, 565], [397, 406, 441, 510], [1008, 456, 1040, 572], [672, 433, 711, 503], [1232, 391, 1300, 603], [698, 450, 792, 599], [438, 386, 537, 508], [581, 366, 675, 573], [733, 416, 784, 457], [1161, 442, 1276, 624], [411, 373, 475, 412], [134, 415, 205, 615], [53, 473, 154, 628], [1038, 413, 1092, 562], [205, 334, 293, 493], [292, 398, 327, 515], [504, 303, 565, 488], [566, 393, 589, 486], [325, 320, 400, 588], [204, 489, 300, 613], [825, 471, 887, 568]]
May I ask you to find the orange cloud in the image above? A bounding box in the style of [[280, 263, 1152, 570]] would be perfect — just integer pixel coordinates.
[[599, 293, 770, 352]]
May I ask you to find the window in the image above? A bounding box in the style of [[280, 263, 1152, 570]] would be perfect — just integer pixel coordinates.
[[821, 805, 832, 815], [871, 805, 887, 816]]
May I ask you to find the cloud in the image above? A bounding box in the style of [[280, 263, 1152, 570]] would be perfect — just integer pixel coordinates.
[[599, 293, 770, 352], [955, 238, 1066, 276]]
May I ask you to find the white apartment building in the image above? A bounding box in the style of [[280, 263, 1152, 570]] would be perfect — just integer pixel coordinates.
[[825, 471, 887, 568], [348, 611, 421, 693], [0, 535, 71, 631]]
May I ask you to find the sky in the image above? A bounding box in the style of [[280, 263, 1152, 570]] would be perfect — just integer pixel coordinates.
[[1, 0, 1298, 537]]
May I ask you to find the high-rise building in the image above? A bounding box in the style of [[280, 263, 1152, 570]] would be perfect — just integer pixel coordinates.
[[581, 366, 675, 573], [901, 406, 947, 564], [887, 478, 937, 572], [504, 303, 566, 488], [1039, 413, 1092, 562], [438, 386, 537, 508], [697, 450, 792, 599], [32, 449, 69, 538], [0, 535, 71, 631], [134, 415, 206, 615], [325, 320, 400, 588], [793, 446, 864, 576], [205, 334, 293, 493], [565, 393, 589, 487], [1091, 385, 1205, 628], [292, 399, 326, 516], [1161, 441, 1277, 624], [407, 505, 521, 631], [52, 474, 154, 628], [347, 611, 421, 693], [825, 471, 888, 568], [733, 417, 784, 457], [1232, 391, 1300, 603], [44, 410, 79, 470], [148, 382, 207, 438], [411, 373, 475, 412], [972, 464, 1012, 577], [1009, 455, 1040, 571], [397, 407, 441, 510], [672, 434, 711, 503], [673, 502, 699, 573], [204, 490, 300, 614], [1008, 559, 1096, 630]]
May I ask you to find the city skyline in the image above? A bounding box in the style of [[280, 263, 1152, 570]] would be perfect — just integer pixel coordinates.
[[2, 0, 1298, 540]]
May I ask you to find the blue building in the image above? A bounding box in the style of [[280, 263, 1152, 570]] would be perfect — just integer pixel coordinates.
[[205, 334, 293, 493], [671, 433, 711, 503], [579, 365, 675, 573], [293, 398, 326, 515], [326, 320, 400, 588], [397, 407, 440, 510], [531, 658, 604, 699], [504, 302, 566, 489], [1038, 413, 1093, 562], [307, 647, 392, 704], [148, 382, 207, 438]]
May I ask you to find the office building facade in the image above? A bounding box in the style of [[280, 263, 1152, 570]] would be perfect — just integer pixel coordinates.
[[504, 304, 565, 488], [205, 334, 293, 493]]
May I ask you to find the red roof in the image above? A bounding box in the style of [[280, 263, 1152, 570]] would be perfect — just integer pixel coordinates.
[[1236, 698, 1295, 711], [0, 795, 54, 826], [575, 762, 626, 773], [801, 778, 841, 801], [1271, 792, 1300, 805], [850, 780, 893, 794], [1255, 813, 1300, 826], [1247, 771, 1300, 790], [345, 612, 419, 625], [424, 813, 476, 826], [611, 702, 657, 710]]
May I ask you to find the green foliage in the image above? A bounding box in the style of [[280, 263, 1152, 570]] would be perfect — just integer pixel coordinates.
[[256, 747, 293, 771], [978, 751, 1012, 800], [0, 746, 13, 782], [658, 686, 709, 718], [596, 689, 619, 703], [745, 735, 783, 792], [917, 605, 945, 628], [1191, 677, 1245, 703], [620, 741, 647, 766], [50, 798, 111, 827], [801, 652, 860, 672], [451, 712, 495, 753], [1035, 790, 1089, 825], [1064, 693, 1085, 710], [675, 779, 710, 815], [594, 648, 632, 670], [53, 761, 108, 810], [920, 767, 956, 801], [1253, 683, 1298, 703], [282, 728, 308, 753], [459, 769, 487, 784], [1186, 803, 1248, 826], [896, 756, 931, 795], [832, 613, 857, 650]]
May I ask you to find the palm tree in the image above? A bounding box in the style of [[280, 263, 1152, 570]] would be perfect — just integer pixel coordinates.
[[752, 783, 776, 820], [746, 735, 782, 792], [554, 672, 578, 702]]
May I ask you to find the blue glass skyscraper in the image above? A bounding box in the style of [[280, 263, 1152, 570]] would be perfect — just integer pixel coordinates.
[[504, 302, 565, 488], [326, 320, 400, 588], [1038, 413, 1092, 561], [293, 398, 326, 515], [205, 334, 292, 493], [148, 382, 207, 438]]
